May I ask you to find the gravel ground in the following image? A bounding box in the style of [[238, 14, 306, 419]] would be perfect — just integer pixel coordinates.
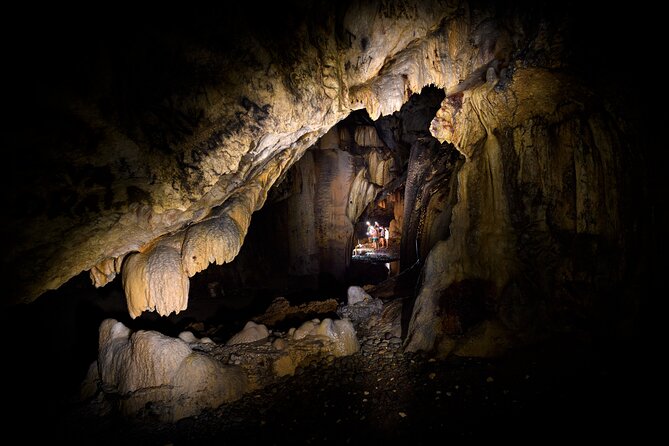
[[54, 324, 653, 445]]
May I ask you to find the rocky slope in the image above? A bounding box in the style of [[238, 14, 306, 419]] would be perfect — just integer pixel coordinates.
[[56, 294, 654, 444]]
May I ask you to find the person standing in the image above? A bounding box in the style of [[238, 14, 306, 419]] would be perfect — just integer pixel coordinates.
[[370, 225, 379, 249], [366, 221, 373, 244]]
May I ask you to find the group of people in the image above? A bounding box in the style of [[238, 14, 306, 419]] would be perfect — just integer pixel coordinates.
[[366, 221, 389, 249]]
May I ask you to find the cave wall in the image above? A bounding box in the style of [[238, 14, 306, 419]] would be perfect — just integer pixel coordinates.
[[388, 191, 404, 244], [210, 118, 401, 293], [400, 137, 463, 269], [4, 1, 460, 312], [405, 65, 646, 354], [209, 88, 459, 295], [281, 152, 320, 279], [3, 0, 659, 345], [313, 147, 357, 282]]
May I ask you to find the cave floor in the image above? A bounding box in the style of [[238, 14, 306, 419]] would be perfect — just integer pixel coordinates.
[[56, 328, 653, 445], [351, 243, 400, 263]]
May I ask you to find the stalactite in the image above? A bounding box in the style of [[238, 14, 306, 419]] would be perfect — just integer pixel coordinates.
[[366, 150, 394, 187], [181, 215, 245, 278], [89, 255, 125, 288], [354, 126, 384, 148], [122, 235, 189, 319], [346, 169, 380, 223]]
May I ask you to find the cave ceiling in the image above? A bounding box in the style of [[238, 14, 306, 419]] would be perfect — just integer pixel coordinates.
[[2, 1, 656, 320]]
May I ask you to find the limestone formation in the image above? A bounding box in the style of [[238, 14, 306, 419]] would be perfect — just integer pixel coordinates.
[[337, 285, 385, 328], [121, 239, 189, 319], [346, 169, 381, 224], [406, 57, 641, 353], [181, 215, 244, 277], [346, 286, 372, 305], [253, 296, 339, 327], [89, 255, 125, 289], [199, 311, 361, 385], [292, 319, 321, 341], [354, 126, 384, 148], [79, 361, 101, 402], [212, 135, 388, 291], [226, 321, 270, 345], [324, 318, 360, 357], [7, 0, 460, 309], [4, 1, 654, 362], [291, 318, 359, 357], [178, 331, 214, 344], [97, 319, 247, 421]]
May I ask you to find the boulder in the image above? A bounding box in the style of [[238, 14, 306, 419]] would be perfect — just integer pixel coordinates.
[[97, 318, 247, 422], [226, 321, 270, 345]]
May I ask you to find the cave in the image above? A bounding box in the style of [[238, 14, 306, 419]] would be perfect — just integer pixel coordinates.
[[2, 1, 664, 443]]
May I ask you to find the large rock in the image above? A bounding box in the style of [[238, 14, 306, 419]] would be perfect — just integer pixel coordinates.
[[405, 37, 646, 352], [253, 296, 339, 327], [226, 321, 270, 345], [97, 319, 247, 421], [346, 286, 372, 305], [338, 287, 384, 326], [291, 318, 359, 357]]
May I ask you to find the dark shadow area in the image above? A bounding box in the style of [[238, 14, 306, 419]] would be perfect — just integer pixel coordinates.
[[58, 330, 656, 444], [1, 2, 664, 444], [347, 259, 392, 287]]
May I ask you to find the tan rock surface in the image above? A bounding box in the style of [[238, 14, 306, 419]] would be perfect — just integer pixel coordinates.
[[97, 319, 247, 421], [4, 1, 504, 317]]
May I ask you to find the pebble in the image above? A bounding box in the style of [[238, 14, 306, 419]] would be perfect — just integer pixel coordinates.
[[64, 298, 562, 444]]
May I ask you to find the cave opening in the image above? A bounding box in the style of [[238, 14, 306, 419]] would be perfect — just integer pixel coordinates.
[[3, 1, 662, 442], [2, 85, 453, 414], [181, 85, 453, 335]]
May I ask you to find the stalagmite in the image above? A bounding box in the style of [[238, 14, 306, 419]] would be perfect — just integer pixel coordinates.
[[226, 321, 270, 345], [291, 318, 359, 357], [96, 319, 247, 421]]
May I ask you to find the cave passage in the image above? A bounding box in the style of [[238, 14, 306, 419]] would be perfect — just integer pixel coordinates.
[[346, 218, 397, 291], [2, 1, 662, 443], [2, 85, 455, 437], [196, 86, 449, 303]]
